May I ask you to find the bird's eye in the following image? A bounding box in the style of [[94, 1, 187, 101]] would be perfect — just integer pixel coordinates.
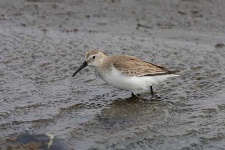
[[92, 56, 96, 59]]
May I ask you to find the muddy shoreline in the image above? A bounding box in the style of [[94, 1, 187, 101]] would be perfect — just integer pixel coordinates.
[[1, 0, 225, 149]]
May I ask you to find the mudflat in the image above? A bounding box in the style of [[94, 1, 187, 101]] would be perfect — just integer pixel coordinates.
[[0, 0, 225, 149]]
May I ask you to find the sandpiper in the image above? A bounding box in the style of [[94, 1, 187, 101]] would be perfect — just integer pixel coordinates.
[[72, 50, 179, 97]]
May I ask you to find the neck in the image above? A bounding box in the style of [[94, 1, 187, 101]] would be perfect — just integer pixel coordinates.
[[94, 56, 110, 73]]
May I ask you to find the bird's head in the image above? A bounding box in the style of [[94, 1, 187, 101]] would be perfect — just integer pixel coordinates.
[[72, 50, 106, 77]]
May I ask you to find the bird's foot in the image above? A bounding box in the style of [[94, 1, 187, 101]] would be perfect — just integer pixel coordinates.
[[125, 92, 140, 101], [150, 94, 161, 101], [131, 92, 139, 98]]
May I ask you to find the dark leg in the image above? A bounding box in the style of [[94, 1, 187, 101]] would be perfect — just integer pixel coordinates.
[[149, 86, 160, 100], [150, 86, 154, 96], [131, 92, 137, 97], [131, 92, 140, 99]]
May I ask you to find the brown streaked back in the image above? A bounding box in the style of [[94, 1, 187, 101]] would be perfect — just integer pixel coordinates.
[[110, 55, 177, 77]]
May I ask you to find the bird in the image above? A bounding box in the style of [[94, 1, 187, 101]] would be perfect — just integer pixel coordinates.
[[72, 50, 179, 98]]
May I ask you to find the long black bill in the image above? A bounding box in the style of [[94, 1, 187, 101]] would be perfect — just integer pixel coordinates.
[[72, 61, 88, 77]]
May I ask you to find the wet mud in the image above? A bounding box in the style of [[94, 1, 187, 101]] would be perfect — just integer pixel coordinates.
[[1, 0, 225, 149]]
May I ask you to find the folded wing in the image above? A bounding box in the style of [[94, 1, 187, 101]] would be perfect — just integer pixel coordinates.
[[112, 56, 177, 77]]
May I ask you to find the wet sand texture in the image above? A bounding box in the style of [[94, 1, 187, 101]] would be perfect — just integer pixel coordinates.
[[1, 0, 225, 149]]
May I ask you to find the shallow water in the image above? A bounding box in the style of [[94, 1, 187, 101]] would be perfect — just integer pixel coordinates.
[[1, 0, 225, 149]]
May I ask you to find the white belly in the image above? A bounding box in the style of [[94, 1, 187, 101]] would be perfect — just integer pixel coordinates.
[[98, 68, 178, 91]]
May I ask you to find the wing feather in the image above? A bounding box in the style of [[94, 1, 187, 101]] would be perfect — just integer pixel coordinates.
[[111, 55, 176, 77]]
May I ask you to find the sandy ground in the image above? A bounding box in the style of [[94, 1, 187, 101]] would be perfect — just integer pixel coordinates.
[[1, 0, 225, 149]]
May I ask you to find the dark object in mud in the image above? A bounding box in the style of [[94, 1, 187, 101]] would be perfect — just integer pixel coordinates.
[[177, 10, 186, 15], [41, 28, 48, 34], [215, 43, 225, 48], [0, 133, 70, 150], [21, 23, 26, 27], [62, 28, 79, 33], [136, 23, 152, 30]]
